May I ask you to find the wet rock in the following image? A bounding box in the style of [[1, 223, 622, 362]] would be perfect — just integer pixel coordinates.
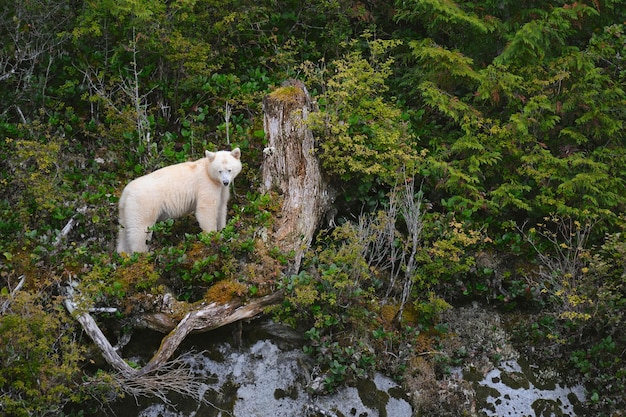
[[100, 321, 413, 417], [477, 360, 584, 417], [439, 305, 585, 417]]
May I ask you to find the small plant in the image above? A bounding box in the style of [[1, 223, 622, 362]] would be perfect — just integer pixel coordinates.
[[303, 326, 376, 391], [519, 216, 595, 316]]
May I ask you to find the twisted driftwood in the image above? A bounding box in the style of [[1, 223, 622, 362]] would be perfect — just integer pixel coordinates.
[[65, 291, 282, 377]]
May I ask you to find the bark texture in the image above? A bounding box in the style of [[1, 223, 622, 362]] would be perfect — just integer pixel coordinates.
[[261, 80, 334, 274]]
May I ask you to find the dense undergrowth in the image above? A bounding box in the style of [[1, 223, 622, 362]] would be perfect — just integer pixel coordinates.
[[1, 0, 626, 415]]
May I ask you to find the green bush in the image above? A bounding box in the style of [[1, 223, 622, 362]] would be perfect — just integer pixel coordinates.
[[0, 285, 87, 416], [276, 184, 460, 390], [305, 37, 422, 206], [566, 229, 626, 413]]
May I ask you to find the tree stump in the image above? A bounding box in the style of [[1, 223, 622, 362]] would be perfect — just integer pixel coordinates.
[[261, 80, 334, 275]]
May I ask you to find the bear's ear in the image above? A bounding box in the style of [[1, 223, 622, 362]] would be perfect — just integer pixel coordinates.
[[231, 148, 241, 160], [205, 150, 216, 161]]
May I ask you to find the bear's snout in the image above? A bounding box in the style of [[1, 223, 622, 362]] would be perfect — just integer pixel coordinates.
[[222, 179, 230, 186]]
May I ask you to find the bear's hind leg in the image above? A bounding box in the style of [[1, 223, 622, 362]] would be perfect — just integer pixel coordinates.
[[117, 227, 129, 254]]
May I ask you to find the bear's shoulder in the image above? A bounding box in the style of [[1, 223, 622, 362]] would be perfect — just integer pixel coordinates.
[[157, 159, 204, 174]]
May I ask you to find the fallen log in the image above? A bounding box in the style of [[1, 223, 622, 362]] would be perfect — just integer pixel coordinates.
[[65, 290, 283, 376], [136, 291, 283, 375]]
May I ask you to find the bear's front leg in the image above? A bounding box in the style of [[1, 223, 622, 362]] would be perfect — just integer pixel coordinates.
[[195, 202, 218, 233], [125, 226, 151, 253], [216, 186, 230, 230]]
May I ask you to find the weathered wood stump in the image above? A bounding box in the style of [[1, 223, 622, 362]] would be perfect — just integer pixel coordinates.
[[261, 80, 334, 275]]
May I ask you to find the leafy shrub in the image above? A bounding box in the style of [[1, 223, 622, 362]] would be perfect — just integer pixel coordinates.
[[0, 282, 88, 416], [514, 219, 626, 413], [276, 183, 459, 390], [4, 120, 68, 224], [565, 228, 626, 413], [520, 216, 595, 311], [304, 36, 422, 206]]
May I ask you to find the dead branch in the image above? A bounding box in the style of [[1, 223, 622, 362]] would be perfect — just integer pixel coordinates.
[[136, 291, 283, 375], [64, 286, 282, 402], [64, 288, 282, 376], [63, 297, 136, 377], [0, 275, 26, 314]]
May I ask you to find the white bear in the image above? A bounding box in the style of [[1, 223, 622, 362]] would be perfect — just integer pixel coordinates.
[[116, 148, 242, 253]]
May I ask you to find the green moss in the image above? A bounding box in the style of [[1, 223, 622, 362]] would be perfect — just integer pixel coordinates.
[[268, 85, 304, 106], [204, 279, 247, 304]]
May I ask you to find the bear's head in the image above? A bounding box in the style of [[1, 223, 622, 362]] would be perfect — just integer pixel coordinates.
[[205, 148, 242, 186]]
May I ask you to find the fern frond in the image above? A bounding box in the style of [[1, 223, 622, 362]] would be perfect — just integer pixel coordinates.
[[496, 3, 598, 65], [490, 182, 532, 211], [419, 81, 480, 123], [395, 0, 493, 33], [409, 39, 481, 82]]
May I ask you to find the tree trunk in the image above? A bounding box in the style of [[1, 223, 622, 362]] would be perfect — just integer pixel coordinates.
[[261, 80, 334, 275]]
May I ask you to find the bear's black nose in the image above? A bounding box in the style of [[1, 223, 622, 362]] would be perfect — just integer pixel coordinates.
[[223, 180, 230, 186]]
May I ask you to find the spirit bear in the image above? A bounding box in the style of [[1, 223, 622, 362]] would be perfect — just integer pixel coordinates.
[[116, 148, 242, 253]]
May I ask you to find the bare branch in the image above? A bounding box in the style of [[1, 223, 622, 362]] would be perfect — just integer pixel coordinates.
[[0, 275, 27, 314], [64, 285, 282, 377], [64, 297, 137, 376]]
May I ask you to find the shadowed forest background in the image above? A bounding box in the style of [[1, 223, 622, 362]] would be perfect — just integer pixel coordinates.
[[1, 0, 625, 416]]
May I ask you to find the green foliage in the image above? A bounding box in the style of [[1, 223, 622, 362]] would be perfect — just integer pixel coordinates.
[[573, 228, 626, 411], [276, 185, 464, 389], [275, 214, 394, 388], [397, 2, 626, 234], [395, 0, 495, 37], [414, 214, 483, 293], [1, 0, 626, 412], [305, 37, 422, 204], [4, 121, 68, 221], [495, 3, 598, 64], [144, 192, 285, 301], [521, 216, 595, 310], [279, 262, 380, 391], [513, 221, 626, 413], [0, 286, 88, 416], [303, 325, 377, 390]]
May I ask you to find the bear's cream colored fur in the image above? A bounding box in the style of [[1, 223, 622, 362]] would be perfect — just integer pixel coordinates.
[[116, 148, 242, 253]]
